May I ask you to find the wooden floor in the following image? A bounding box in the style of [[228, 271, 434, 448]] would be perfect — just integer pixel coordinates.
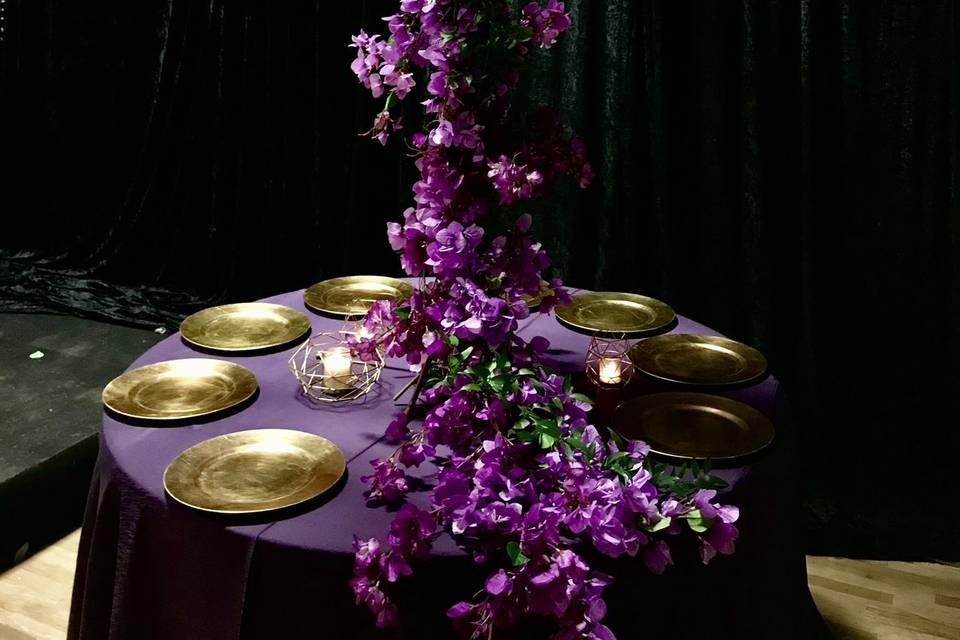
[[0, 531, 958, 639], [809, 556, 960, 640], [0, 531, 79, 640]]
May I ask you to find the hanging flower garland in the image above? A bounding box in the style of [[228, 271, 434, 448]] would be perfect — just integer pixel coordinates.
[[348, 2, 740, 638]]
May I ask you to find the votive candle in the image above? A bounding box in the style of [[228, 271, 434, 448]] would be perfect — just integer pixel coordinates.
[[322, 347, 353, 387], [598, 357, 622, 385]]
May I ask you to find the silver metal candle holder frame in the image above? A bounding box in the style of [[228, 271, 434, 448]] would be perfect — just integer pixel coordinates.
[[288, 329, 384, 403]]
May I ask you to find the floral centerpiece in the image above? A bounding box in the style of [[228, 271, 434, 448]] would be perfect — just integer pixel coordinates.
[[347, 2, 740, 638]]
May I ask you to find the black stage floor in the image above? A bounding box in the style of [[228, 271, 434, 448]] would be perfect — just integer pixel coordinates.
[[0, 313, 162, 569]]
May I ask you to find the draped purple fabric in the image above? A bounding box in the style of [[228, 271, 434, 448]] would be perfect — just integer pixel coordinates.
[[68, 287, 825, 639]]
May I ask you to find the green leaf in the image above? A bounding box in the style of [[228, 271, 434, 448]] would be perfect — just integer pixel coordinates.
[[608, 429, 626, 449], [459, 346, 474, 360], [648, 516, 672, 533], [466, 365, 483, 378], [460, 383, 483, 392], [563, 376, 572, 393], [696, 476, 729, 490], [654, 477, 677, 493], [395, 306, 411, 321], [534, 418, 560, 438], [539, 433, 557, 449], [489, 375, 511, 394], [506, 541, 529, 566], [570, 393, 593, 404], [683, 509, 712, 533], [565, 435, 590, 454], [517, 368, 536, 377], [603, 451, 630, 469], [447, 335, 459, 347]]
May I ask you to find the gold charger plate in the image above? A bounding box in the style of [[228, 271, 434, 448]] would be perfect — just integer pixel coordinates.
[[180, 303, 311, 352], [611, 392, 774, 463], [163, 429, 346, 514], [102, 358, 258, 420], [555, 292, 675, 336], [629, 334, 767, 386], [304, 275, 414, 317]]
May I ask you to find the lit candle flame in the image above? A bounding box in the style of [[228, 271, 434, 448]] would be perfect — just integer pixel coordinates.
[[598, 357, 622, 385]]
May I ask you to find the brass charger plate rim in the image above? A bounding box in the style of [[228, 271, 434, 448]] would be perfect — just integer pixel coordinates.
[[179, 302, 311, 352], [629, 333, 768, 386], [101, 358, 259, 421], [611, 392, 775, 464], [554, 291, 676, 337], [162, 428, 346, 514], [303, 275, 414, 318]]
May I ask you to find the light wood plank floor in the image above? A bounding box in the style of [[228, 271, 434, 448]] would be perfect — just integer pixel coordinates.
[[809, 556, 960, 640], [0, 531, 79, 640], [0, 530, 957, 639]]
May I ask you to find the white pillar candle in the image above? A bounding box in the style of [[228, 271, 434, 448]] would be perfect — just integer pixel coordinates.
[[598, 357, 622, 385], [322, 347, 353, 387]]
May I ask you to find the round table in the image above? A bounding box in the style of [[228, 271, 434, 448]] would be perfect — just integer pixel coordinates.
[[67, 287, 827, 639]]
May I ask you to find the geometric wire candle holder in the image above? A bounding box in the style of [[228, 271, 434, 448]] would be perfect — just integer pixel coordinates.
[[585, 334, 635, 389], [288, 330, 384, 403]]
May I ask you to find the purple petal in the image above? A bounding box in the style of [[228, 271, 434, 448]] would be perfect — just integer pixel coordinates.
[[484, 569, 511, 595], [447, 601, 473, 619]]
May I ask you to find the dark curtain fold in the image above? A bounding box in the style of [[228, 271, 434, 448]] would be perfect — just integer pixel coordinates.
[[798, 0, 960, 559], [1, 0, 411, 319], [2, 1, 958, 559]]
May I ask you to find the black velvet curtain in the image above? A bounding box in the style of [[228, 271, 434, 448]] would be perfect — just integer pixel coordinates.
[[2, 1, 958, 560]]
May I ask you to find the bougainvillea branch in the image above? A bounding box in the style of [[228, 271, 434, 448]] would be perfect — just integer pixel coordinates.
[[347, 2, 739, 638]]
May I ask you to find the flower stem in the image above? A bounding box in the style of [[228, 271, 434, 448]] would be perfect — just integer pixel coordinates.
[[405, 356, 434, 419], [392, 374, 420, 401]]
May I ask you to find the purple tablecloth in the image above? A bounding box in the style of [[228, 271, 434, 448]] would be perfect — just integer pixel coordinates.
[[68, 288, 826, 639]]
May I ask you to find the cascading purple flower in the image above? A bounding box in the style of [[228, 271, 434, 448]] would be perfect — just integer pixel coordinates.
[[522, 0, 573, 48], [347, 2, 740, 638], [360, 458, 409, 503], [424, 221, 484, 276]]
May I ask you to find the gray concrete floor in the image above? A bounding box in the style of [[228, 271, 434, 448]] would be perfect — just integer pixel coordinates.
[[0, 313, 163, 567]]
